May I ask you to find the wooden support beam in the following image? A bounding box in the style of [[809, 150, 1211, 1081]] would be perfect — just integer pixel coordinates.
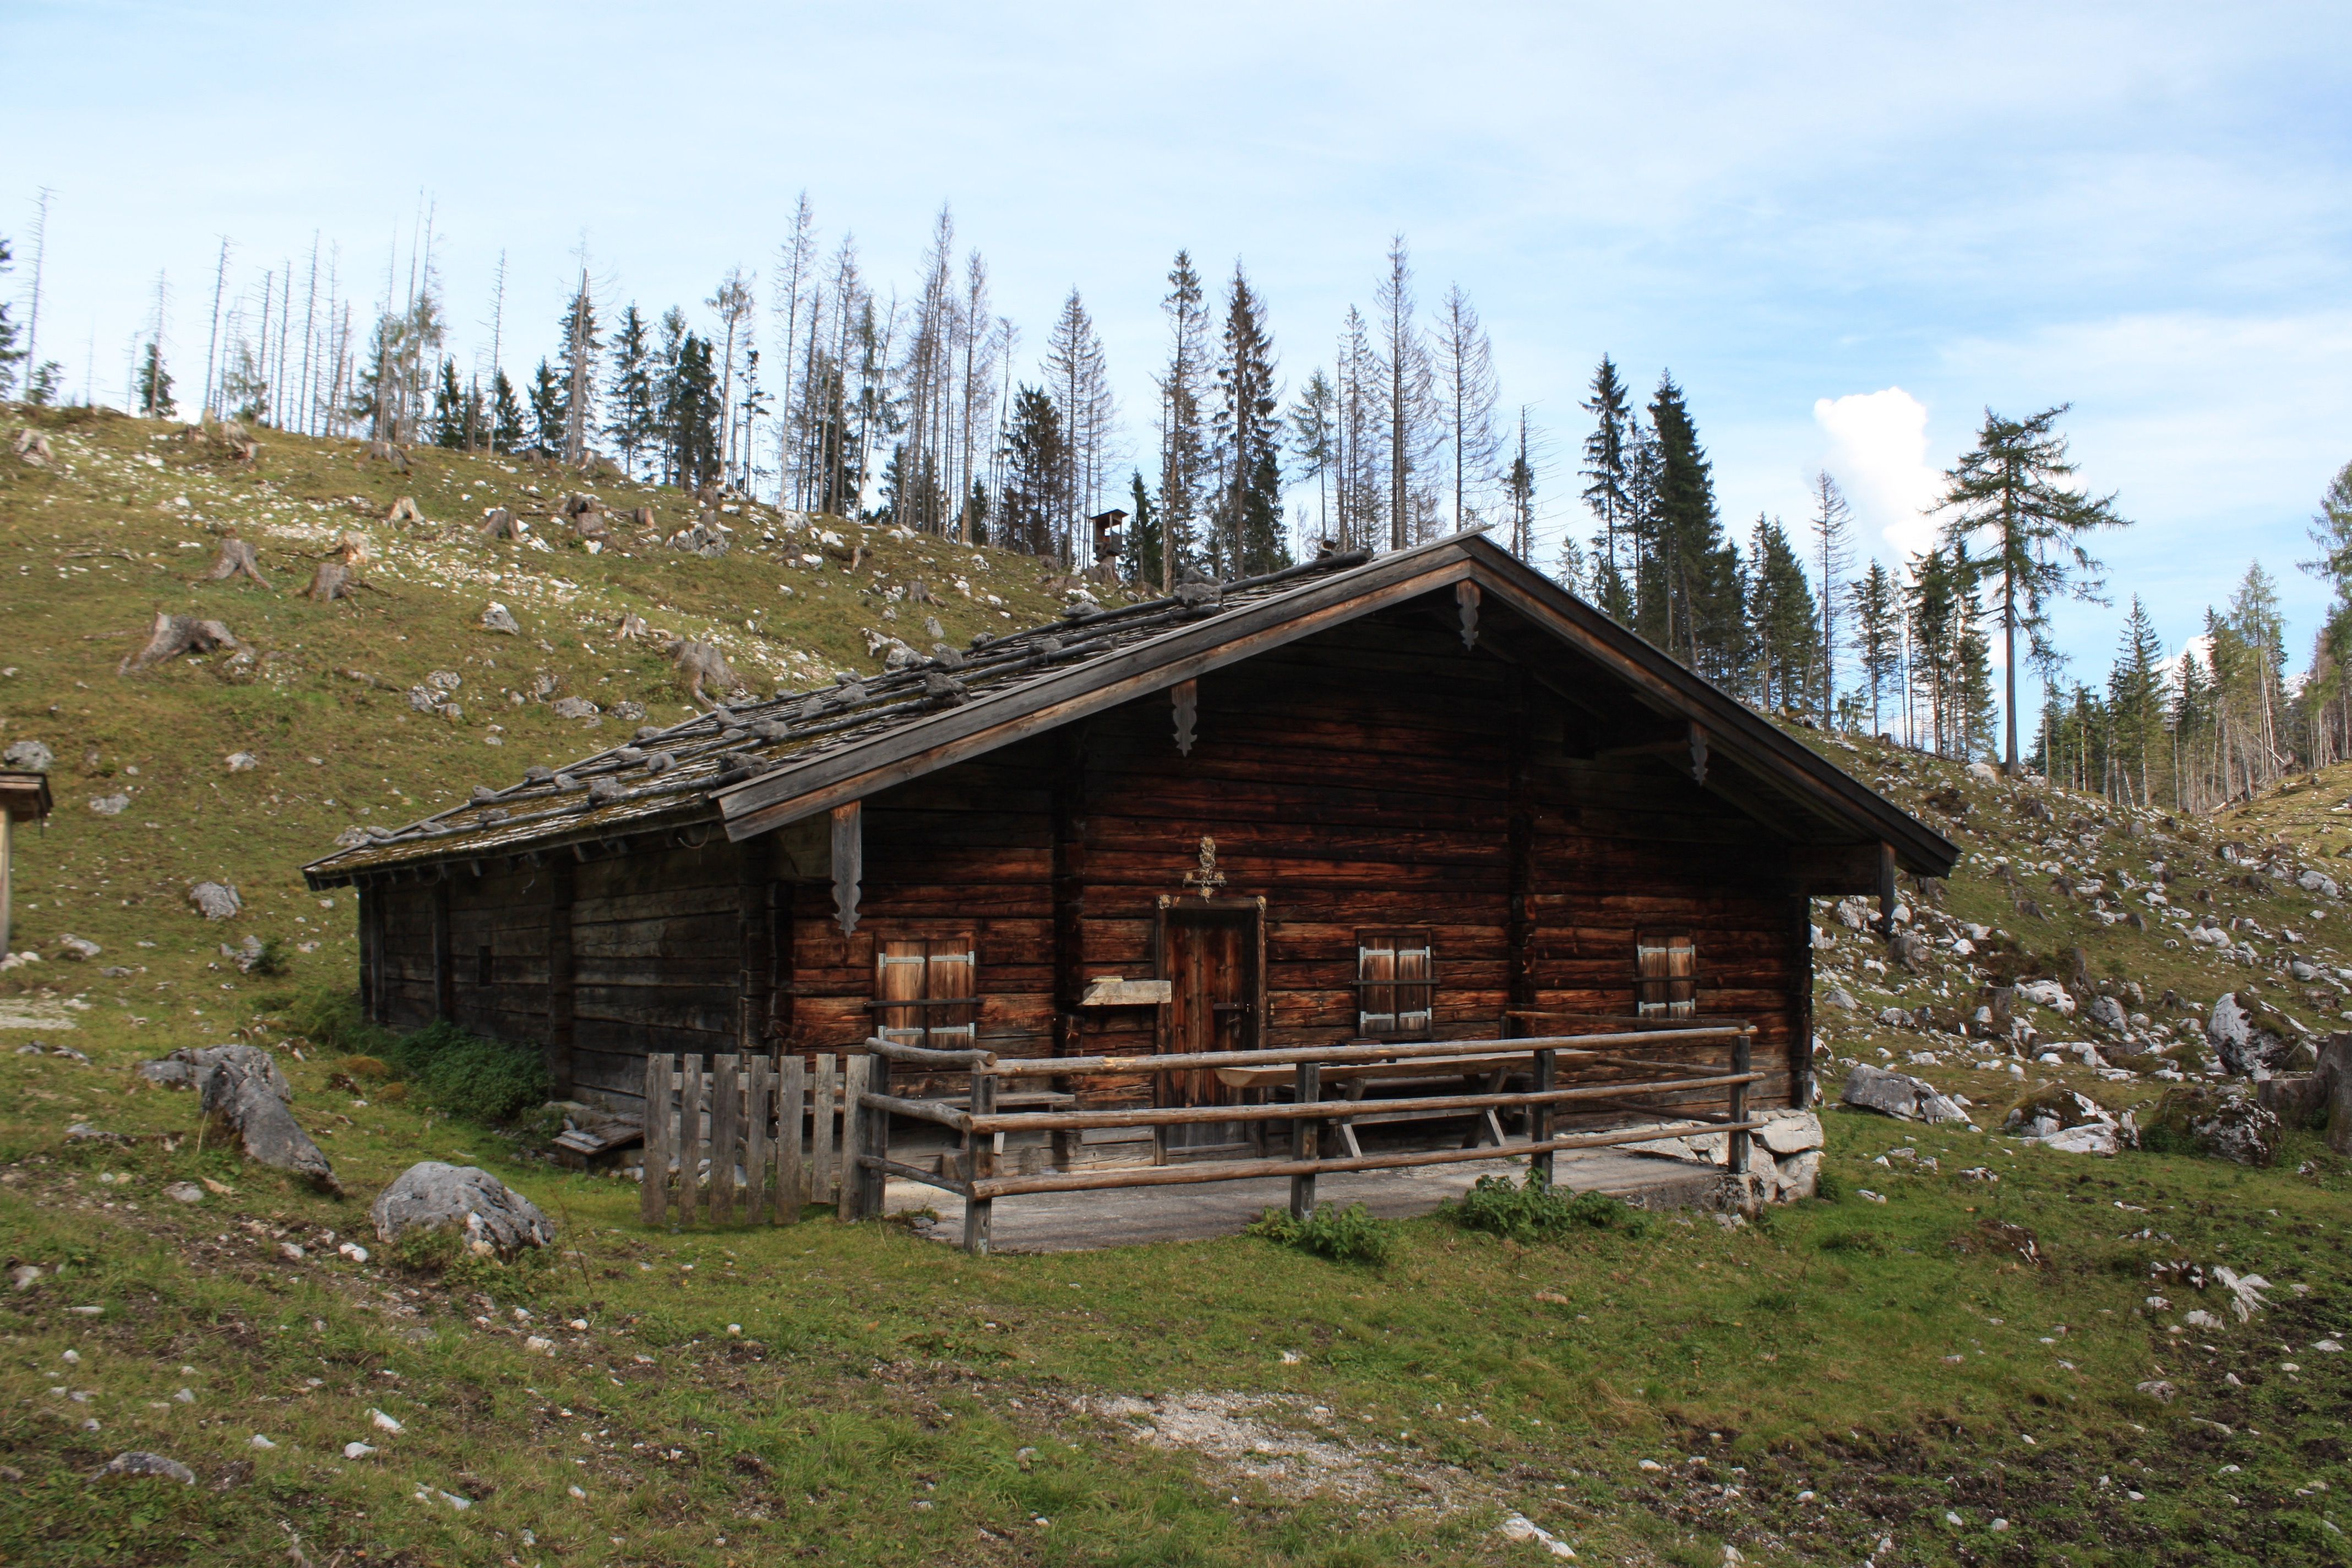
[[1289, 1060, 1321, 1219], [546, 857, 575, 1096], [1170, 678, 1197, 755], [737, 836, 770, 1053], [430, 879, 453, 1022], [963, 1069, 997, 1254], [1877, 840, 1898, 937], [830, 801, 862, 937], [1789, 892, 1816, 1109], [768, 878, 795, 1046], [1505, 668, 1534, 1026], [1051, 725, 1087, 1066]]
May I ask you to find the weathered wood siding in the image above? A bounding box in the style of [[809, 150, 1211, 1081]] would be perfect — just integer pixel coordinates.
[[371, 601, 1812, 1114]]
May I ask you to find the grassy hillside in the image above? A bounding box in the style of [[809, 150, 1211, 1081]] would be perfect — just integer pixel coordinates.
[[2, 406, 2349, 1567]]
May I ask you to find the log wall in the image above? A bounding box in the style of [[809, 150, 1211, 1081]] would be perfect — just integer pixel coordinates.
[[362, 604, 1815, 1115]]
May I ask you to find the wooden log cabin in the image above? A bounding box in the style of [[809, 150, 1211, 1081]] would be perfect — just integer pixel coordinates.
[[303, 535, 1955, 1167]]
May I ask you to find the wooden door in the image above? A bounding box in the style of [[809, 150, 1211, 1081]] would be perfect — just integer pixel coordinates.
[[1161, 907, 1257, 1147]]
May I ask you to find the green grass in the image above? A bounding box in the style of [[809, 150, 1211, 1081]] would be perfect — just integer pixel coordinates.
[[4, 405, 2352, 1564]]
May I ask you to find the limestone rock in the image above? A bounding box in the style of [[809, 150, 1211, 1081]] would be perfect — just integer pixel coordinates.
[[2089, 995, 2129, 1032], [2256, 1072, 2329, 1130], [2208, 992, 2297, 1076], [371, 1162, 554, 1259], [2297, 868, 2340, 899], [2, 739, 52, 772], [2146, 1084, 2280, 1167], [1840, 1063, 1968, 1123], [143, 1044, 336, 1190], [481, 602, 521, 635], [188, 881, 241, 921], [551, 696, 600, 720]]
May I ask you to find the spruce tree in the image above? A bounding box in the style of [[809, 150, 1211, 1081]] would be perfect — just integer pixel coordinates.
[[0, 237, 21, 398], [490, 369, 524, 453], [605, 304, 656, 478], [998, 385, 1066, 557], [2107, 596, 2166, 805], [1287, 369, 1336, 547], [1935, 404, 2131, 773], [1124, 470, 1161, 586], [1850, 560, 1901, 737], [135, 341, 175, 419], [529, 359, 565, 452], [430, 358, 466, 449], [1210, 264, 1286, 575], [1580, 356, 1632, 598], [1157, 252, 1210, 585], [1646, 374, 1740, 678], [1745, 515, 1820, 713]]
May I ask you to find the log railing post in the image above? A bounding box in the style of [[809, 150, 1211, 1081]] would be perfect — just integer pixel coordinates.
[[963, 1068, 998, 1254], [838, 1054, 870, 1220], [1289, 1060, 1321, 1221], [1531, 1047, 1556, 1186], [1729, 1032, 1752, 1176]]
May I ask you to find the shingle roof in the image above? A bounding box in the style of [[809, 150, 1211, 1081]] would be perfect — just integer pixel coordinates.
[[301, 545, 1381, 886], [303, 533, 1958, 888]]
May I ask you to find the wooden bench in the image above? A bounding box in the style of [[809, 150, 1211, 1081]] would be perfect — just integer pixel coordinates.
[[1214, 1050, 1536, 1157]]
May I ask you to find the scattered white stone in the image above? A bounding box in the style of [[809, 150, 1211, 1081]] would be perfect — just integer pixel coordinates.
[[225, 752, 258, 772], [163, 1181, 204, 1204], [343, 1441, 376, 1460], [337, 1242, 369, 1263], [369, 1408, 404, 1434], [525, 1335, 554, 1354], [248, 1434, 276, 1450], [1499, 1512, 1578, 1559]]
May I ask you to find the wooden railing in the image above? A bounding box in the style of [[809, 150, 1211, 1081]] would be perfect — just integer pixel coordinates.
[[841, 1025, 1762, 1253]]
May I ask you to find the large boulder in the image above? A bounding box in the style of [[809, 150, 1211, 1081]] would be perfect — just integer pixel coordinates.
[[2208, 992, 2304, 1076], [102, 1451, 194, 1485], [141, 1044, 337, 1190], [371, 1162, 554, 1259], [2145, 1084, 2280, 1167], [1840, 1063, 1968, 1124]]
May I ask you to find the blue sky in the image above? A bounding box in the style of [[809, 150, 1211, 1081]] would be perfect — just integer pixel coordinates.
[[10, 1, 2350, 731]]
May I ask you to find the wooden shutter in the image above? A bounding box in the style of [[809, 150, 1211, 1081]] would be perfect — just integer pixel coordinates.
[[926, 941, 977, 1048], [875, 936, 977, 1048], [876, 940, 928, 1047], [1636, 933, 1697, 1019], [1357, 929, 1435, 1037]]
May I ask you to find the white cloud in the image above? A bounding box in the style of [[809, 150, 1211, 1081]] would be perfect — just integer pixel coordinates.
[[1814, 388, 1943, 560]]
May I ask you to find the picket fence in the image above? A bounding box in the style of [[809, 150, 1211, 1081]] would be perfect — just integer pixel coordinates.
[[638, 1052, 873, 1227]]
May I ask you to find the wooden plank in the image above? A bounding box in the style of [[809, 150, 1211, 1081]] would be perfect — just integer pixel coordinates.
[[776, 1054, 807, 1220], [831, 802, 863, 935], [838, 1054, 870, 1220], [639, 1054, 670, 1226], [546, 857, 575, 1096], [431, 879, 453, 1022], [710, 1054, 739, 1225], [972, 1117, 1768, 1198], [679, 1053, 705, 1226], [743, 1057, 771, 1223], [963, 1069, 997, 1254], [810, 1054, 837, 1205]]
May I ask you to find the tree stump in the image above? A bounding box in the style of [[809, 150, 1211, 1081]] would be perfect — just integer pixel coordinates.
[[630, 505, 657, 531], [202, 532, 268, 584], [365, 439, 409, 472], [120, 612, 237, 674], [307, 560, 359, 602], [477, 508, 522, 541], [384, 496, 424, 526], [613, 612, 650, 641]]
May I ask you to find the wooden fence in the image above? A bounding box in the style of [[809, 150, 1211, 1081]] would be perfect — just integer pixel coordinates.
[[845, 1024, 1764, 1254], [638, 1051, 874, 1227]]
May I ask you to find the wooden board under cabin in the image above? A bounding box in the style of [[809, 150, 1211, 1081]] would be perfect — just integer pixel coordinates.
[[362, 599, 1814, 1119]]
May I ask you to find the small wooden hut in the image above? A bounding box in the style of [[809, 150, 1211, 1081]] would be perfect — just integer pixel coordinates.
[[304, 535, 1953, 1176]]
